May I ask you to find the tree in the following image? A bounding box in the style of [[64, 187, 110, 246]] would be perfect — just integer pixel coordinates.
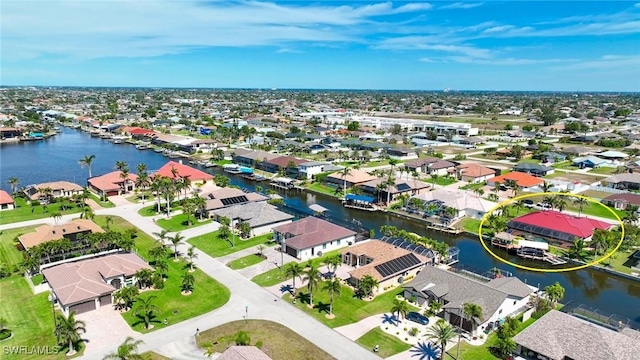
[[169, 233, 184, 261], [113, 286, 139, 311], [339, 166, 352, 197], [347, 121, 359, 131], [429, 300, 442, 316], [357, 275, 379, 298], [497, 316, 521, 339], [543, 282, 565, 307], [80, 205, 95, 220], [426, 321, 457, 360], [385, 175, 396, 205], [79, 155, 96, 179], [256, 244, 266, 257], [134, 295, 160, 329], [152, 229, 169, 246], [322, 278, 341, 316], [539, 106, 559, 126], [303, 264, 322, 306], [7, 177, 19, 195], [573, 197, 589, 216], [105, 215, 114, 230], [187, 245, 198, 272], [235, 331, 251, 346], [391, 298, 410, 322], [103, 336, 145, 360], [55, 311, 86, 356], [181, 272, 195, 294], [120, 168, 131, 194], [182, 199, 196, 226], [492, 336, 517, 359], [456, 303, 483, 359], [51, 212, 62, 225], [567, 238, 588, 261], [134, 268, 154, 289], [285, 262, 305, 299], [218, 225, 232, 242], [238, 221, 252, 239]]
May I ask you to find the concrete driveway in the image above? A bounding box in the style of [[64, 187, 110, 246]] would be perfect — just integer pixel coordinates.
[[77, 305, 141, 356]]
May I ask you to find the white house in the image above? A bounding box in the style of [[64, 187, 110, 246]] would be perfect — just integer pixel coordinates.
[[273, 217, 356, 260], [211, 202, 294, 237], [0, 190, 15, 211], [298, 161, 330, 180]]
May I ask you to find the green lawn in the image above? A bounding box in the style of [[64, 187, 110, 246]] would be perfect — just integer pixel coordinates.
[[356, 328, 411, 358], [138, 204, 167, 217], [588, 167, 618, 175], [213, 159, 232, 166], [564, 202, 625, 221], [517, 158, 541, 165], [455, 218, 481, 234], [93, 215, 230, 333], [433, 177, 457, 186], [155, 214, 212, 232], [251, 249, 343, 287], [284, 286, 417, 328], [307, 183, 341, 197], [598, 250, 636, 274], [188, 232, 274, 258], [227, 254, 265, 270], [0, 198, 82, 225], [87, 193, 115, 208], [0, 225, 37, 268], [459, 182, 485, 191], [141, 352, 171, 360]]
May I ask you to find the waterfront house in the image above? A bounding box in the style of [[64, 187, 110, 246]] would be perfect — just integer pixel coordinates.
[[513, 310, 640, 360], [232, 149, 281, 168], [572, 155, 608, 169], [341, 240, 431, 295], [402, 266, 534, 336], [413, 188, 495, 219], [451, 163, 496, 183], [326, 170, 377, 190], [601, 193, 640, 210], [358, 177, 430, 203], [263, 156, 306, 176], [404, 157, 456, 176], [210, 202, 293, 237], [201, 187, 269, 215], [602, 173, 640, 190], [0, 190, 15, 211], [43, 253, 151, 316], [18, 219, 104, 250], [507, 211, 614, 245], [0, 127, 22, 139], [23, 181, 84, 202], [298, 161, 331, 180], [155, 160, 214, 185], [512, 163, 554, 177], [88, 171, 138, 197], [273, 217, 356, 261], [387, 146, 418, 161], [488, 172, 544, 189]]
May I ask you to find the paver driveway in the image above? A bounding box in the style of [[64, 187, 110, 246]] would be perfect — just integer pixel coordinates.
[[76, 305, 140, 356]]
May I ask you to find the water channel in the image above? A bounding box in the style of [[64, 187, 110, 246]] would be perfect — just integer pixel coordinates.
[[1, 127, 639, 328]]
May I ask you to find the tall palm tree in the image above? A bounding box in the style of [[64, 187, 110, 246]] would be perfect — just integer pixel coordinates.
[[149, 245, 169, 265], [456, 303, 483, 360], [541, 181, 553, 193], [567, 238, 587, 260], [339, 166, 352, 197], [390, 298, 410, 322], [181, 272, 195, 294], [385, 174, 396, 205], [7, 177, 19, 195], [135, 172, 150, 202], [191, 194, 207, 220], [358, 274, 379, 298], [322, 278, 341, 317], [169, 233, 184, 261], [430, 174, 439, 189], [182, 199, 196, 226], [51, 212, 62, 225], [553, 196, 568, 212], [493, 336, 517, 358], [303, 264, 322, 306], [115, 160, 129, 172], [134, 295, 160, 329], [152, 229, 169, 246], [543, 281, 565, 308], [79, 155, 96, 179], [426, 320, 456, 360], [55, 311, 86, 356], [120, 168, 131, 194], [187, 245, 198, 272], [573, 197, 589, 217], [134, 268, 154, 289], [103, 336, 145, 360], [150, 176, 165, 213], [285, 262, 305, 299]]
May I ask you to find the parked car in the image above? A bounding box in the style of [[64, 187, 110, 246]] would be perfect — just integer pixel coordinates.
[[406, 311, 429, 325], [536, 202, 552, 210], [523, 199, 534, 208]]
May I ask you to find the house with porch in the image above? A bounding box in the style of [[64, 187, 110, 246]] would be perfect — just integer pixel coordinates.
[[601, 193, 640, 211], [326, 170, 377, 190], [155, 160, 214, 185], [358, 178, 430, 203], [273, 217, 356, 261], [0, 190, 15, 211], [42, 253, 151, 315], [210, 202, 293, 237], [18, 219, 105, 250], [88, 171, 138, 197], [404, 157, 456, 176], [572, 155, 609, 169], [402, 266, 535, 336], [451, 163, 496, 183], [412, 188, 496, 220], [201, 187, 269, 215], [512, 163, 555, 177], [297, 161, 331, 180], [23, 181, 84, 202], [602, 173, 640, 190]]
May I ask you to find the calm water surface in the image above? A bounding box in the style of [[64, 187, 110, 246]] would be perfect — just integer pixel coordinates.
[[1, 128, 639, 328]]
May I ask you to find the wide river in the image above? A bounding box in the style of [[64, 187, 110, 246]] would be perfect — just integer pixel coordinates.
[[2, 127, 639, 328]]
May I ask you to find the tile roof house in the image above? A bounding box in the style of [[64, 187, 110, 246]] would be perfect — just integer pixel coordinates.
[[201, 187, 269, 214], [402, 266, 534, 336], [211, 202, 294, 237], [18, 219, 105, 250], [507, 210, 615, 244], [513, 310, 640, 360], [601, 193, 640, 210], [488, 171, 544, 188], [326, 170, 377, 189], [512, 163, 555, 177], [0, 190, 15, 211], [560, 146, 590, 156], [414, 188, 497, 219], [219, 346, 272, 360], [232, 149, 281, 168], [602, 173, 640, 190], [155, 160, 214, 184], [341, 240, 431, 294], [404, 157, 456, 176], [451, 163, 496, 183], [88, 171, 138, 197], [358, 177, 430, 203], [273, 217, 356, 260], [23, 181, 84, 201], [43, 253, 151, 315]]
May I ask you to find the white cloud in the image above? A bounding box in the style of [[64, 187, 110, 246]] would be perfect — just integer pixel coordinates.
[[375, 36, 492, 58], [550, 54, 640, 71], [446, 57, 574, 65], [482, 25, 516, 34], [441, 2, 484, 10]]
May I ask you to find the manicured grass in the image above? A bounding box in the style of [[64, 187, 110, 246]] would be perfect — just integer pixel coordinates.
[[188, 232, 274, 258], [517, 158, 541, 165], [93, 215, 230, 333], [431, 176, 457, 187], [356, 327, 411, 358], [125, 192, 153, 204], [446, 334, 498, 360], [599, 250, 636, 274], [455, 218, 481, 234], [0, 198, 82, 225], [0, 225, 37, 268], [196, 320, 333, 360], [588, 167, 618, 175], [564, 202, 625, 221], [307, 183, 341, 197], [87, 192, 115, 208], [31, 273, 44, 285], [213, 159, 232, 166], [251, 249, 343, 287], [284, 287, 417, 328], [227, 254, 265, 270], [138, 204, 167, 216], [459, 182, 486, 191], [141, 352, 171, 360], [155, 214, 212, 232]]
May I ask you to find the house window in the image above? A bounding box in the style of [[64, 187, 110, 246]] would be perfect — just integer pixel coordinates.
[[337, 240, 341, 245], [323, 244, 327, 250], [499, 309, 503, 314]]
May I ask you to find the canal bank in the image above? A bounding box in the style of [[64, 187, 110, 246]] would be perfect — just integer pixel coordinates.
[[1, 127, 639, 329]]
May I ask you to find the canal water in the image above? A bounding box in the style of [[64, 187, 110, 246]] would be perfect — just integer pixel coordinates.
[[2, 127, 639, 328]]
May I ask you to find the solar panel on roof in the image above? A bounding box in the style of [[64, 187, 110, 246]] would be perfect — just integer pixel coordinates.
[[220, 195, 249, 206], [374, 253, 422, 278]]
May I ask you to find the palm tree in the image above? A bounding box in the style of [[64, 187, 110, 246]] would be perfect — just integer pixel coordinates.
[[79, 155, 96, 179], [149, 245, 169, 265], [169, 233, 184, 261], [375, 182, 388, 204], [357, 274, 379, 298], [191, 194, 206, 220], [134, 295, 160, 329], [150, 176, 165, 213], [152, 229, 169, 246], [492, 336, 517, 359], [182, 199, 196, 226], [543, 282, 565, 308], [115, 160, 129, 172], [135, 172, 150, 202], [7, 177, 19, 195], [285, 262, 305, 299], [103, 336, 145, 360], [623, 210, 639, 225], [154, 260, 169, 279], [187, 245, 198, 272], [55, 311, 86, 356], [456, 303, 483, 359], [567, 238, 587, 261], [426, 320, 457, 360], [591, 229, 611, 257], [554, 196, 568, 212], [385, 174, 396, 205], [134, 268, 154, 289], [120, 168, 131, 194], [573, 197, 589, 216], [51, 212, 62, 225], [429, 300, 442, 315], [339, 166, 352, 197], [322, 278, 341, 317], [181, 272, 195, 294], [430, 174, 439, 189], [390, 298, 410, 323], [80, 205, 95, 220], [105, 215, 114, 230], [541, 181, 553, 193], [303, 264, 322, 306]]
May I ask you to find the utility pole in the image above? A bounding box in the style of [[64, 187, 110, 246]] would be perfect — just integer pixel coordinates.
[[280, 237, 286, 270]]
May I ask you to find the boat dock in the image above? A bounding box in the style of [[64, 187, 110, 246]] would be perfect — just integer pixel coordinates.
[[491, 233, 567, 265]]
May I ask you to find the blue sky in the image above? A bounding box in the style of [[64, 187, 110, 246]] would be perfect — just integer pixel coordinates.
[[2, 1, 639, 91]]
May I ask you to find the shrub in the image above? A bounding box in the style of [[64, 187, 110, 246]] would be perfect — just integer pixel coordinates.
[[235, 331, 251, 346], [408, 327, 419, 337], [403, 327, 408, 331], [0, 329, 12, 341], [453, 154, 467, 160], [255, 340, 263, 349]]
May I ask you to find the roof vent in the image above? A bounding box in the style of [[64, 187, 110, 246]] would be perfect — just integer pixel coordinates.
[[78, 226, 81, 230], [62, 229, 66, 233], [52, 230, 56, 234]]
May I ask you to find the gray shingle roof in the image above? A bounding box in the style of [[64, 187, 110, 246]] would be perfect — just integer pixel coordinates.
[[212, 202, 293, 227], [513, 310, 640, 360], [486, 277, 534, 298]]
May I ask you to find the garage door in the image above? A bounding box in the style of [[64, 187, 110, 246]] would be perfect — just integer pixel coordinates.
[[286, 246, 298, 258], [99, 295, 112, 307], [69, 300, 96, 314]]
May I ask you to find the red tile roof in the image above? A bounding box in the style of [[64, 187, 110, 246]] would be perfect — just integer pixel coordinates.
[[273, 217, 355, 250], [490, 171, 543, 188], [155, 161, 213, 181], [0, 190, 14, 205], [510, 211, 613, 238], [88, 171, 138, 192], [266, 156, 306, 168], [130, 128, 156, 135]]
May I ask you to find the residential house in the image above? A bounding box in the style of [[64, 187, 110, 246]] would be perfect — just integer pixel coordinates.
[[597, 150, 629, 161], [536, 151, 567, 163], [387, 147, 418, 161], [43, 253, 152, 315], [263, 156, 306, 177], [507, 211, 615, 245], [413, 188, 496, 219], [404, 157, 456, 176], [23, 181, 84, 202], [298, 161, 331, 180], [219, 346, 272, 360], [232, 149, 281, 168], [488, 172, 544, 189], [18, 219, 105, 250], [572, 155, 609, 169], [358, 178, 430, 203], [451, 163, 496, 183], [601, 193, 640, 211], [402, 266, 535, 336], [201, 187, 269, 215], [88, 171, 138, 197], [341, 240, 431, 294], [602, 173, 640, 190], [559, 146, 590, 157], [0, 127, 22, 139], [155, 160, 214, 185], [513, 310, 640, 360], [273, 217, 356, 260], [326, 170, 377, 190], [512, 163, 554, 177], [0, 190, 15, 211], [210, 202, 293, 237]]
